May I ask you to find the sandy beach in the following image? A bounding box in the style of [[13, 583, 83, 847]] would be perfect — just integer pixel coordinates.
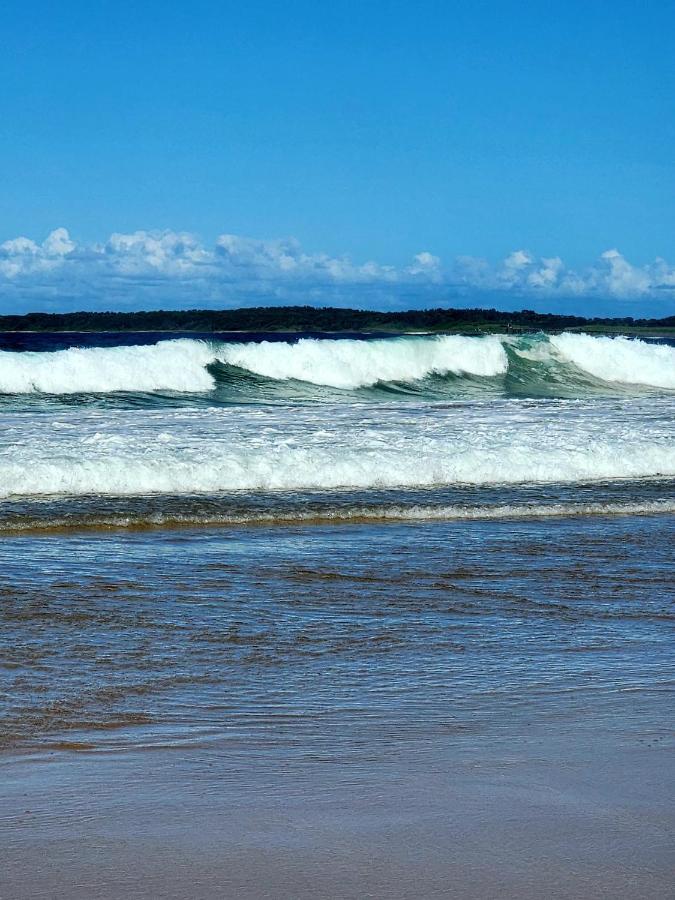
[[3, 725, 673, 899]]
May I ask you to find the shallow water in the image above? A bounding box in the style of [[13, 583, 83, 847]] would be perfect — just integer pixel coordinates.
[[1, 511, 673, 757]]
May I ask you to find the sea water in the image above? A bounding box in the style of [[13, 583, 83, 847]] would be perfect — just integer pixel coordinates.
[[0, 330, 673, 756]]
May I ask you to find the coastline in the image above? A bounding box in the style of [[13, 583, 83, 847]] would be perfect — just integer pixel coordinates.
[[3, 5, 674, 899], [1, 303, 673, 338]]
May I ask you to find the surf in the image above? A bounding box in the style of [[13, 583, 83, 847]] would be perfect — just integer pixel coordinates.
[[1, 397, 673, 498], [0, 332, 673, 399]]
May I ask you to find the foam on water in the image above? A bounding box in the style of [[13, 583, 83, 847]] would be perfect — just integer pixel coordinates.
[[0, 398, 673, 498]]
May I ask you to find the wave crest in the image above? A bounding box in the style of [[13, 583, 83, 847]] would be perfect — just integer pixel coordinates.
[[0, 339, 215, 394], [3, 498, 674, 534], [215, 334, 508, 388], [549, 333, 675, 389]]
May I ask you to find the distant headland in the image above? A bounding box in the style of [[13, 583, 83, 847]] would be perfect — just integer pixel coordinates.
[[0, 305, 673, 335]]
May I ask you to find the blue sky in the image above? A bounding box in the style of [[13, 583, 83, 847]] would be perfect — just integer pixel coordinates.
[[1, 1, 674, 315]]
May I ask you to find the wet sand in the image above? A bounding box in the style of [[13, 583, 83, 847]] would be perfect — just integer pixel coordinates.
[[2, 726, 673, 900]]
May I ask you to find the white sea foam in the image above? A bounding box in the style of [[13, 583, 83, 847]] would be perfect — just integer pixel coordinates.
[[549, 333, 675, 388], [215, 335, 508, 387], [0, 340, 215, 393], [1, 399, 673, 498]]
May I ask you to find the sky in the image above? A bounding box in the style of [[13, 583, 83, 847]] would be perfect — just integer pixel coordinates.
[[1, 0, 674, 316]]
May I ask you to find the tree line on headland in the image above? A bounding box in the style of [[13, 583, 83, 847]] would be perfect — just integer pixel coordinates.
[[0, 306, 673, 334]]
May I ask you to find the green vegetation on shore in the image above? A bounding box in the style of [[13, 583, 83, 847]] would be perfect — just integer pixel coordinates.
[[1, 305, 674, 335]]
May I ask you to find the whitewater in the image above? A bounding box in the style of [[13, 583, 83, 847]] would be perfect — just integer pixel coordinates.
[[0, 330, 673, 525], [1, 332, 674, 395]]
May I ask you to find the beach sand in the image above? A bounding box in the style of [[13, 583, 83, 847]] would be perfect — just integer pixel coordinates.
[[2, 725, 673, 900]]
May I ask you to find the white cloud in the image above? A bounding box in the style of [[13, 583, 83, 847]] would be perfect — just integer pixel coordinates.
[[527, 257, 564, 289], [0, 227, 673, 316], [503, 249, 533, 271], [104, 230, 210, 276], [42, 227, 76, 257], [597, 248, 652, 297], [406, 251, 442, 279], [453, 247, 675, 310]]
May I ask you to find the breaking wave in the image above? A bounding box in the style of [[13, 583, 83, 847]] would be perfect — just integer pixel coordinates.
[[0, 332, 673, 397], [0, 339, 215, 394], [217, 334, 508, 387], [548, 334, 675, 389], [2, 443, 672, 498], [1, 395, 673, 498]]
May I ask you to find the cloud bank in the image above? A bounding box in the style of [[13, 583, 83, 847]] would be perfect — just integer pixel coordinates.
[[1, 228, 674, 316]]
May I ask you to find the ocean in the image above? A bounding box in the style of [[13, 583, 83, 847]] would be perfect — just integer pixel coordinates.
[[0, 329, 674, 755]]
